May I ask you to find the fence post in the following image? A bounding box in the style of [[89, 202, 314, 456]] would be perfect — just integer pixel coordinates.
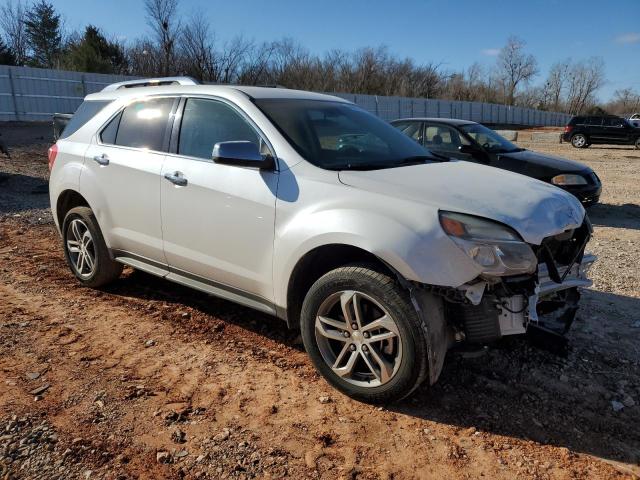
[[375, 95, 379, 117], [81, 73, 87, 96], [7, 67, 19, 121]]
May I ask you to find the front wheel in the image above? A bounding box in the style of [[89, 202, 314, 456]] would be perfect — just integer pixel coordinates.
[[62, 206, 123, 288], [571, 134, 588, 148], [300, 265, 429, 404]]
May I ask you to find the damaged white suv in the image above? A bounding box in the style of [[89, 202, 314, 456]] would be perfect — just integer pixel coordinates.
[[49, 77, 595, 403]]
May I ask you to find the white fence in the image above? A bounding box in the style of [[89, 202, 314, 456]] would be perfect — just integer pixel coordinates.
[[0, 65, 571, 126]]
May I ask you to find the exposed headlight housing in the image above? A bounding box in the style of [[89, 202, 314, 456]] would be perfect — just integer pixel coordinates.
[[551, 174, 588, 186], [439, 211, 537, 276]]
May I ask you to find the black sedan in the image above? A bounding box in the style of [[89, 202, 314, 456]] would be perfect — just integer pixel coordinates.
[[391, 118, 601, 206]]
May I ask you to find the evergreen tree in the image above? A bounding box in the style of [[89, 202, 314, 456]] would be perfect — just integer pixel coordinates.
[[24, 0, 62, 67], [63, 26, 127, 74], [0, 38, 17, 65]]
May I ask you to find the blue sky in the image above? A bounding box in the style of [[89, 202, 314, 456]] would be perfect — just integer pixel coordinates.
[[54, 0, 640, 100]]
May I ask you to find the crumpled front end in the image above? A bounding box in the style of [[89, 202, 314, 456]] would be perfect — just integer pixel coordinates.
[[439, 218, 595, 348]]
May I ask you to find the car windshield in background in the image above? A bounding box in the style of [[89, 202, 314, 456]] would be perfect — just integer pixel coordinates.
[[460, 123, 522, 153], [253, 99, 437, 170]]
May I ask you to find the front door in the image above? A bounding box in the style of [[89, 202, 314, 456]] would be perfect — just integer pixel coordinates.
[[160, 97, 278, 304]]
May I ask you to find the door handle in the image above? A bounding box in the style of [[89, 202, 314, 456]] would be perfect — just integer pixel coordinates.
[[164, 171, 188, 186], [93, 154, 109, 166]]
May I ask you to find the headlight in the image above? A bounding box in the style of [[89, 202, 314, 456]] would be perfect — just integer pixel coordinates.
[[551, 174, 587, 186], [439, 211, 537, 276]]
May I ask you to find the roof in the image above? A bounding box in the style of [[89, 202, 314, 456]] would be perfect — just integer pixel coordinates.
[[85, 84, 349, 103], [390, 117, 477, 126]]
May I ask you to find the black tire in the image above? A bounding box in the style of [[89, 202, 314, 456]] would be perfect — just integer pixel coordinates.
[[62, 206, 123, 288], [300, 264, 429, 404], [571, 133, 588, 148], [635, 138, 640, 150]]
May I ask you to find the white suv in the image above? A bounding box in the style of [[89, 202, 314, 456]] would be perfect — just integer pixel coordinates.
[[49, 77, 595, 403]]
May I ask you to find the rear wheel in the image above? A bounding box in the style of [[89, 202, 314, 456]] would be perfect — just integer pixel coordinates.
[[571, 134, 587, 148], [62, 206, 122, 288], [635, 138, 640, 150], [300, 264, 429, 403]]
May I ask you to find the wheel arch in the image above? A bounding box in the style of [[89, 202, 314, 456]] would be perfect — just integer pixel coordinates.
[[56, 189, 90, 229], [283, 244, 396, 329]]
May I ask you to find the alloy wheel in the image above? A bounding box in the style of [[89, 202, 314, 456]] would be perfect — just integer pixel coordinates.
[[65, 219, 96, 279], [314, 290, 403, 387], [572, 134, 586, 148]]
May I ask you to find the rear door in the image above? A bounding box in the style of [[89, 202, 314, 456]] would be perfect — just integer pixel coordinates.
[[81, 96, 177, 264]]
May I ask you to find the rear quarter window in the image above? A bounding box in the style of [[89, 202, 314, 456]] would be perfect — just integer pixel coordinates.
[[59, 100, 111, 140], [569, 116, 585, 125]]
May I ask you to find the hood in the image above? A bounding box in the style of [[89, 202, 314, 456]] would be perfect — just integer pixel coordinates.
[[338, 160, 585, 245], [500, 149, 591, 179]]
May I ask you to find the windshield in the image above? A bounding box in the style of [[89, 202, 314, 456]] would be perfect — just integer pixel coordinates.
[[253, 99, 438, 170], [460, 123, 521, 153]]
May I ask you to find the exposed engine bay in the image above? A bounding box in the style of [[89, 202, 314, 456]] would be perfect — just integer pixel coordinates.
[[437, 219, 595, 348]]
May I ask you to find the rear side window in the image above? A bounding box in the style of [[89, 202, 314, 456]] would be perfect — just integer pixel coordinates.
[[587, 117, 603, 126], [113, 97, 175, 151], [59, 100, 110, 140], [569, 116, 585, 125], [393, 121, 422, 143], [178, 98, 260, 160]]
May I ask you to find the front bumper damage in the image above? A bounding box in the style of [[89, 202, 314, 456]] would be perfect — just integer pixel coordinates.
[[447, 252, 596, 348]]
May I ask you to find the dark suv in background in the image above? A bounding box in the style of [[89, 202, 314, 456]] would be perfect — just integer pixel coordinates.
[[563, 115, 640, 149]]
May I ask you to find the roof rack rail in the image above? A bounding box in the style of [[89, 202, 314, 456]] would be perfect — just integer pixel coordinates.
[[101, 76, 199, 92]]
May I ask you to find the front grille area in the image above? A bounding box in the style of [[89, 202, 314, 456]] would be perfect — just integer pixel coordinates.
[[536, 218, 591, 283]]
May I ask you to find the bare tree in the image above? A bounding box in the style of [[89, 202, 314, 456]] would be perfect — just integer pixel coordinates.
[[606, 88, 640, 115], [543, 60, 570, 110], [495, 36, 538, 105], [565, 57, 606, 115], [0, 0, 28, 65], [179, 10, 215, 81], [217, 36, 253, 83], [144, 0, 180, 75]]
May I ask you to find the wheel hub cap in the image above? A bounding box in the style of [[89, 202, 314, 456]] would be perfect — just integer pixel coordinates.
[[314, 290, 403, 388], [66, 219, 96, 279]]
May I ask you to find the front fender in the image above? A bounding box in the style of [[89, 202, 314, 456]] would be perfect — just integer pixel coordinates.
[[272, 207, 481, 309]]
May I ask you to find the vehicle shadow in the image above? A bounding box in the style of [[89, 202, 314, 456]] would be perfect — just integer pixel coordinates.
[[393, 288, 640, 467], [588, 202, 640, 230], [104, 268, 304, 352], [106, 269, 640, 467]]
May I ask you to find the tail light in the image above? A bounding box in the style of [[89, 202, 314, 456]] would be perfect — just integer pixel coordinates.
[[48, 144, 58, 171], [563, 125, 573, 134]]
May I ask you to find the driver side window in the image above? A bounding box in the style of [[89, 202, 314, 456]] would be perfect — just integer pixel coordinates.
[[178, 98, 262, 160]]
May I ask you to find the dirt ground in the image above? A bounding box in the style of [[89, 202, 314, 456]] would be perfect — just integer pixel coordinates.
[[0, 125, 639, 480]]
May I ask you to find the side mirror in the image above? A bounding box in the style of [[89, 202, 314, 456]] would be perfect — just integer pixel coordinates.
[[458, 144, 477, 155], [212, 141, 274, 169]]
